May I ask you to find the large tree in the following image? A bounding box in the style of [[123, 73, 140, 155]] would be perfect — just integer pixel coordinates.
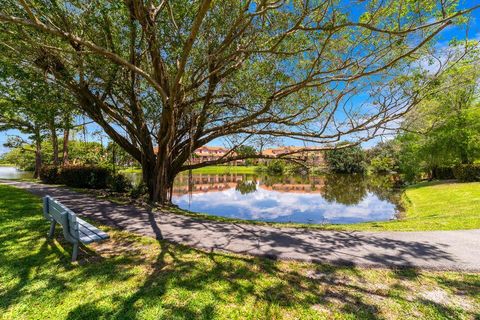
[[397, 52, 480, 179], [0, 60, 75, 175], [0, 1, 478, 203]]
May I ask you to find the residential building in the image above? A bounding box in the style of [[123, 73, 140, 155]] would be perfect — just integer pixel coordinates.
[[154, 146, 244, 165], [190, 146, 244, 165], [261, 146, 325, 166]]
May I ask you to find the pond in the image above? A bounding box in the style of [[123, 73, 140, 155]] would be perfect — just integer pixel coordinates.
[[0, 166, 34, 180], [171, 173, 402, 224]]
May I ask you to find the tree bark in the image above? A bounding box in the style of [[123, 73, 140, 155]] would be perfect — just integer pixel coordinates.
[[50, 123, 59, 165], [140, 151, 178, 204], [33, 131, 42, 179], [62, 127, 70, 165]]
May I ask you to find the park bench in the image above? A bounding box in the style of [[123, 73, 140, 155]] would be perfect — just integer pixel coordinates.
[[43, 195, 109, 261]]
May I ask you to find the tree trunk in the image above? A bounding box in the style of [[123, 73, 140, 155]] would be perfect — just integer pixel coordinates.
[[50, 124, 59, 166], [460, 149, 470, 165], [33, 136, 42, 179], [141, 155, 177, 204], [62, 127, 70, 165]]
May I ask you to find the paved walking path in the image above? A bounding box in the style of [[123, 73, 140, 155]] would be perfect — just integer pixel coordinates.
[[3, 180, 480, 271]]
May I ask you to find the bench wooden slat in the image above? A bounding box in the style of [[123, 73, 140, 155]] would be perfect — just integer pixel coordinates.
[[78, 228, 102, 244], [49, 200, 74, 216], [77, 219, 109, 239], [78, 224, 105, 242]]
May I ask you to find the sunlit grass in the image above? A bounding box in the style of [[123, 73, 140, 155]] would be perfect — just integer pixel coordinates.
[[1, 184, 479, 319], [327, 181, 480, 231]]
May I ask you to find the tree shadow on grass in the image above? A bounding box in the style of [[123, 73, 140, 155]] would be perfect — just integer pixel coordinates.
[[4, 226, 478, 320], [0, 236, 76, 311], [65, 236, 478, 320], [1, 185, 478, 319]]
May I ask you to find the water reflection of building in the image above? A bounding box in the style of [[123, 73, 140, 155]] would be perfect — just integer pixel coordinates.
[[172, 173, 327, 195], [259, 176, 325, 193], [259, 184, 325, 193], [173, 173, 246, 195]]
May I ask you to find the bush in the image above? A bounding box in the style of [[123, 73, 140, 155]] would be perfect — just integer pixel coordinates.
[[453, 164, 480, 182], [265, 160, 284, 175], [325, 143, 367, 174], [60, 165, 111, 189], [370, 156, 396, 173], [130, 182, 148, 199], [431, 166, 455, 180], [310, 166, 328, 175], [284, 163, 307, 176], [108, 174, 132, 193], [39, 165, 60, 184]]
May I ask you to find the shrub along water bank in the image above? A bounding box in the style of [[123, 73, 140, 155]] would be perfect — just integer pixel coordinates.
[[453, 164, 480, 182], [40, 165, 132, 192], [1, 184, 479, 319], [40, 165, 112, 189]]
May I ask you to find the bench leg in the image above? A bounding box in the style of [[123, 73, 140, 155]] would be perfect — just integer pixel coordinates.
[[48, 221, 56, 238], [72, 243, 79, 262]]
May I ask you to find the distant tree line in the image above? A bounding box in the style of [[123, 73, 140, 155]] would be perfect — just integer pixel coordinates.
[[0, 140, 136, 172]]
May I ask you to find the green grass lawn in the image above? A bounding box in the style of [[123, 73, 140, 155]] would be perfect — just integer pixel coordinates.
[[119, 165, 259, 175], [1, 184, 480, 319], [117, 167, 142, 174]]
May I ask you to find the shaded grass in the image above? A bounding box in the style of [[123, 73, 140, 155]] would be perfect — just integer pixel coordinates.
[[1, 184, 480, 319]]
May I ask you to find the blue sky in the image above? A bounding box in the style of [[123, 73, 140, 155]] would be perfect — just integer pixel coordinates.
[[1, 2, 479, 155]]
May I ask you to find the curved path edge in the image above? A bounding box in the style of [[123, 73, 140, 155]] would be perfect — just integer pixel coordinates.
[[2, 180, 480, 271]]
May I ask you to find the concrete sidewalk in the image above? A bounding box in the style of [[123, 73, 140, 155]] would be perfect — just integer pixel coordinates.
[[2, 180, 480, 271]]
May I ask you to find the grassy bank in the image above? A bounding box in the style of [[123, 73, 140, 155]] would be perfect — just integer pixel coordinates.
[[118, 167, 142, 174], [119, 165, 259, 175], [327, 181, 480, 231], [1, 184, 479, 319], [172, 181, 480, 232]]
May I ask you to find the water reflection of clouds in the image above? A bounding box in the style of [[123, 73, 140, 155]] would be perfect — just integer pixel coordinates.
[[173, 186, 397, 224]]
